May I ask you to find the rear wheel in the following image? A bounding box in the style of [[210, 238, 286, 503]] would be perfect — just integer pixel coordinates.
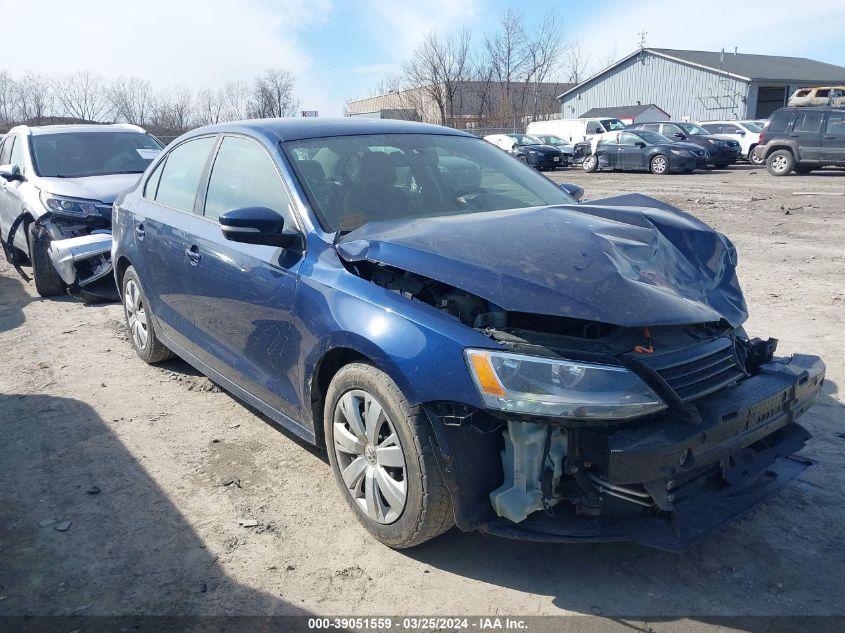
[[325, 362, 453, 548], [582, 154, 598, 172], [122, 266, 173, 364], [27, 224, 65, 297], [517, 155, 528, 163], [649, 154, 669, 175], [767, 149, 795, 176], [749, 145, 765, 165]]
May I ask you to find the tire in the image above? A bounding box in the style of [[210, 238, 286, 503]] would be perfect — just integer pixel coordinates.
[[121, 266, 173, 364], [325, 362, 454, 548], [517, 154, 528, 163], [649, 154, 669, 175], [767, 149, 795, 176], [749, 145, 765, 166], [582, 154, 598, 172], [27, 224, 65, 297]]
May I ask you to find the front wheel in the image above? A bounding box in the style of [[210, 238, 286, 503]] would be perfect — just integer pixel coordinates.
[[582, 154, 598, 172], [649, 154, 669, 175], [27, 224, 66, 297], [122, 266, 173, 364], [767, 149, 795, 176], [325, 363, 454, 548]]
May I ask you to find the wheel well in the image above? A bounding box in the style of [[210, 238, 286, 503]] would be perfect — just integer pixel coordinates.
[[115, 256, 132, 297], [764, 144, 793, 159], [309, 347, 369, 448]]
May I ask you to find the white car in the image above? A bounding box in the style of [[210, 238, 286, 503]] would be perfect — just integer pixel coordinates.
[[700, 120, 764, 165]]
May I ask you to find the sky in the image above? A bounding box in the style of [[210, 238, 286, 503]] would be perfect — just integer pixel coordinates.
[[3, 0, 845, 116]]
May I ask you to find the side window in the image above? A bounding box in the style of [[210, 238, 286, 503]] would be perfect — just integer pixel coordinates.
[[144, 159, 166, 198], [641, 124, 660, 133], [154, 136, 216, 212], [618, 133, 640, 145], [767, 111, 793, 134], [825, 112, 845, 134], [586, 120, 604, 134], [0, 137, 12, 165], [204, 136, 292, 225], [815, 89, 830, 98], [662, 124, 681, 137], [721, 125, 741, 134], [702, 124, 720, 134], [795, 112, 823, 133], [9, 136, 24, 167]]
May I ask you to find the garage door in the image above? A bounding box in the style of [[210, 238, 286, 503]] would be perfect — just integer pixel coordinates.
[[756, 87, 787, 118]]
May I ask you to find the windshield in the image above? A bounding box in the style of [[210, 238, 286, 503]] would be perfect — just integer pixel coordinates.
[[31, 131, 164, 178], [678, 123, 710, 136], [283, 133, 576, 233], [509, 134, 543, 146], [601, 119, 627, 131], [636, 131, 672, 145]]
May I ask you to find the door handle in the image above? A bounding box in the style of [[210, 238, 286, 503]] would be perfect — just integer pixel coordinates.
[[185, 245, 201, 265], [824, 135, 836, 139], [135, 223, 145, 240]]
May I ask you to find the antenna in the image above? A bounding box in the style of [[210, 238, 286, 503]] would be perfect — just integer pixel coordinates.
[[637, 30, 648, 49]]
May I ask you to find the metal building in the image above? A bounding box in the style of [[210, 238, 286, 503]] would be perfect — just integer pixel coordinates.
[[558, 48, 845, 121]]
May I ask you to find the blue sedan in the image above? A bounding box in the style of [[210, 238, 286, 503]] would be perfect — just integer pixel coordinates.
[[112, 118, 824, 550]]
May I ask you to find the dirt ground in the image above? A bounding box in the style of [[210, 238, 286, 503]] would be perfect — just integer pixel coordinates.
[[1, 164, 843, 626]]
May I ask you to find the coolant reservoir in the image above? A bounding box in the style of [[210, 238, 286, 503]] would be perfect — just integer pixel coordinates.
[[490, 421, 567, 523]]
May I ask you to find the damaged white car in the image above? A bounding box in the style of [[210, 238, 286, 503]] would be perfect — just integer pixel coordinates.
[[0, 123, 163, 300]]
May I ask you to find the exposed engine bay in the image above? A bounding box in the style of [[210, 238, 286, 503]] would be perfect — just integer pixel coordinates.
[[345, 256, 825, 549]]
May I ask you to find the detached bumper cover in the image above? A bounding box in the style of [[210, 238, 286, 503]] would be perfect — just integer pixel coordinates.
[[477, 354, 825, 550], [48, 231, 113, 286]]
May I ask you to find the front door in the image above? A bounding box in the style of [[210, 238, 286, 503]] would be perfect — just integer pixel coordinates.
[[820, 111, 845, 164], [617, 132, 646, 170], [132, 135, 217, 349], [186, 135, 304, 421], [792, 110, 824, 161]]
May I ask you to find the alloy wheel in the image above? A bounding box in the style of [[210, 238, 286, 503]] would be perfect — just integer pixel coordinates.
[[771, 154, 789, 173], [124, 279, 149, 350], [652, 156, 667, 174], [332, 389, 407, 524]]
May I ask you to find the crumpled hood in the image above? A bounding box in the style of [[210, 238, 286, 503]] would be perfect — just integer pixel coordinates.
[[336, 193, 748, 328], [36, 173, 142, 204]]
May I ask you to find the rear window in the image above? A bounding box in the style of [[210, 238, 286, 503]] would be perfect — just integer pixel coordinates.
[[767, 111, 794, 134]]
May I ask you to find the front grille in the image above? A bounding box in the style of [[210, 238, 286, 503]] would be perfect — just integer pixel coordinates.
[[95, 204, 113, 220], [636, 338, 747, 403]]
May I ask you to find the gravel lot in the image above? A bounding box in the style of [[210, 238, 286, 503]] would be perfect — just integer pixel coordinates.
[[1, 164, 843, 627]]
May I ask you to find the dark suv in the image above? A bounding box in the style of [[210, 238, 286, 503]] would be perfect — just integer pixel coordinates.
[[759, 107, 845, 176]]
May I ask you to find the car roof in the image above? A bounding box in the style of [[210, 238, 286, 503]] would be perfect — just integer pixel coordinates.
[[183, 118, 474, 143], [12, 123, 148, 136]]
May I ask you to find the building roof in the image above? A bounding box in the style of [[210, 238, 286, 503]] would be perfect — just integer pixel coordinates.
[[651, 48, 845, 83], [579, 104, 669, 119], [558, 48, 845, 100]]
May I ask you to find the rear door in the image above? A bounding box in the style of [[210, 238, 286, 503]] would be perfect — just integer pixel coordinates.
[[820, 111, 845, 164], [0, 135, 16, 240], [132, 135, 217, 350], [792, 111, 824, 161], [185, 134, 305, 421]]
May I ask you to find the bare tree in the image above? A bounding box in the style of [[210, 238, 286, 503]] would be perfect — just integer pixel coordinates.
[[564, 40, 590, 84], [0, 71, 18, 126], [403, 28, 472, 126], [53, 71, 111, 122], [16, 72, 54, 124], [250, 69, 299, 118], [196, 86, 224, 125], [521, 10, 565, 120], [222, 80, 251, 121], [109, 76, 153, 126], [149, 86, 196, 136], [595, 44, 619, 73]]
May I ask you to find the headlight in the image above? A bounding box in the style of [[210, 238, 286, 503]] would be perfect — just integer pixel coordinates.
[[670, 149, 690, 156], [40, 192, 103, 218], [709, 139, 727, 147], [528, 150, 540, 155], [465, 349, 666, 419]]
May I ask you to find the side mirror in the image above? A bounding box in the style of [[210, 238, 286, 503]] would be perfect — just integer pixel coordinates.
[[0, 164, 24, 182], [218, 206, 300, 248], [674, 132, 686, 139], [559, 183, 584, 201], [737, 131, 746, 136], [635, 141, 646, 148]]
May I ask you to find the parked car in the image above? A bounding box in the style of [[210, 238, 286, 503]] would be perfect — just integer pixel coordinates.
[[787, 86, 845, 108], [700, 120, 764, 165], [529, 134, 576, 161], [758, 106, 845, 176], [629, 121, 741, 167], [582, 129, 705, 174], [0, 124, 163, 298], [113, 118, 824, 551], [526, 117, 627, 144], [483, 133, 565, 170]]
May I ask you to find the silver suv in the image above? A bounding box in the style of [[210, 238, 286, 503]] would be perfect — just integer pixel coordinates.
[[0, 124, 163, 297]]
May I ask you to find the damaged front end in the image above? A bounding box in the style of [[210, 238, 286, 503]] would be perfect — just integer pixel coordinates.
[[336, 195, 826, 550], [48, 230, 114, 298]]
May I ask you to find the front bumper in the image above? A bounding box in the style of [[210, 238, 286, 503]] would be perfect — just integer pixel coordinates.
[[47, 231, 118, 301], [430, 354, 825, 551], [707, 145, 738, 164], [528, 153, 565, 169], [669, 155, 698, 172]]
